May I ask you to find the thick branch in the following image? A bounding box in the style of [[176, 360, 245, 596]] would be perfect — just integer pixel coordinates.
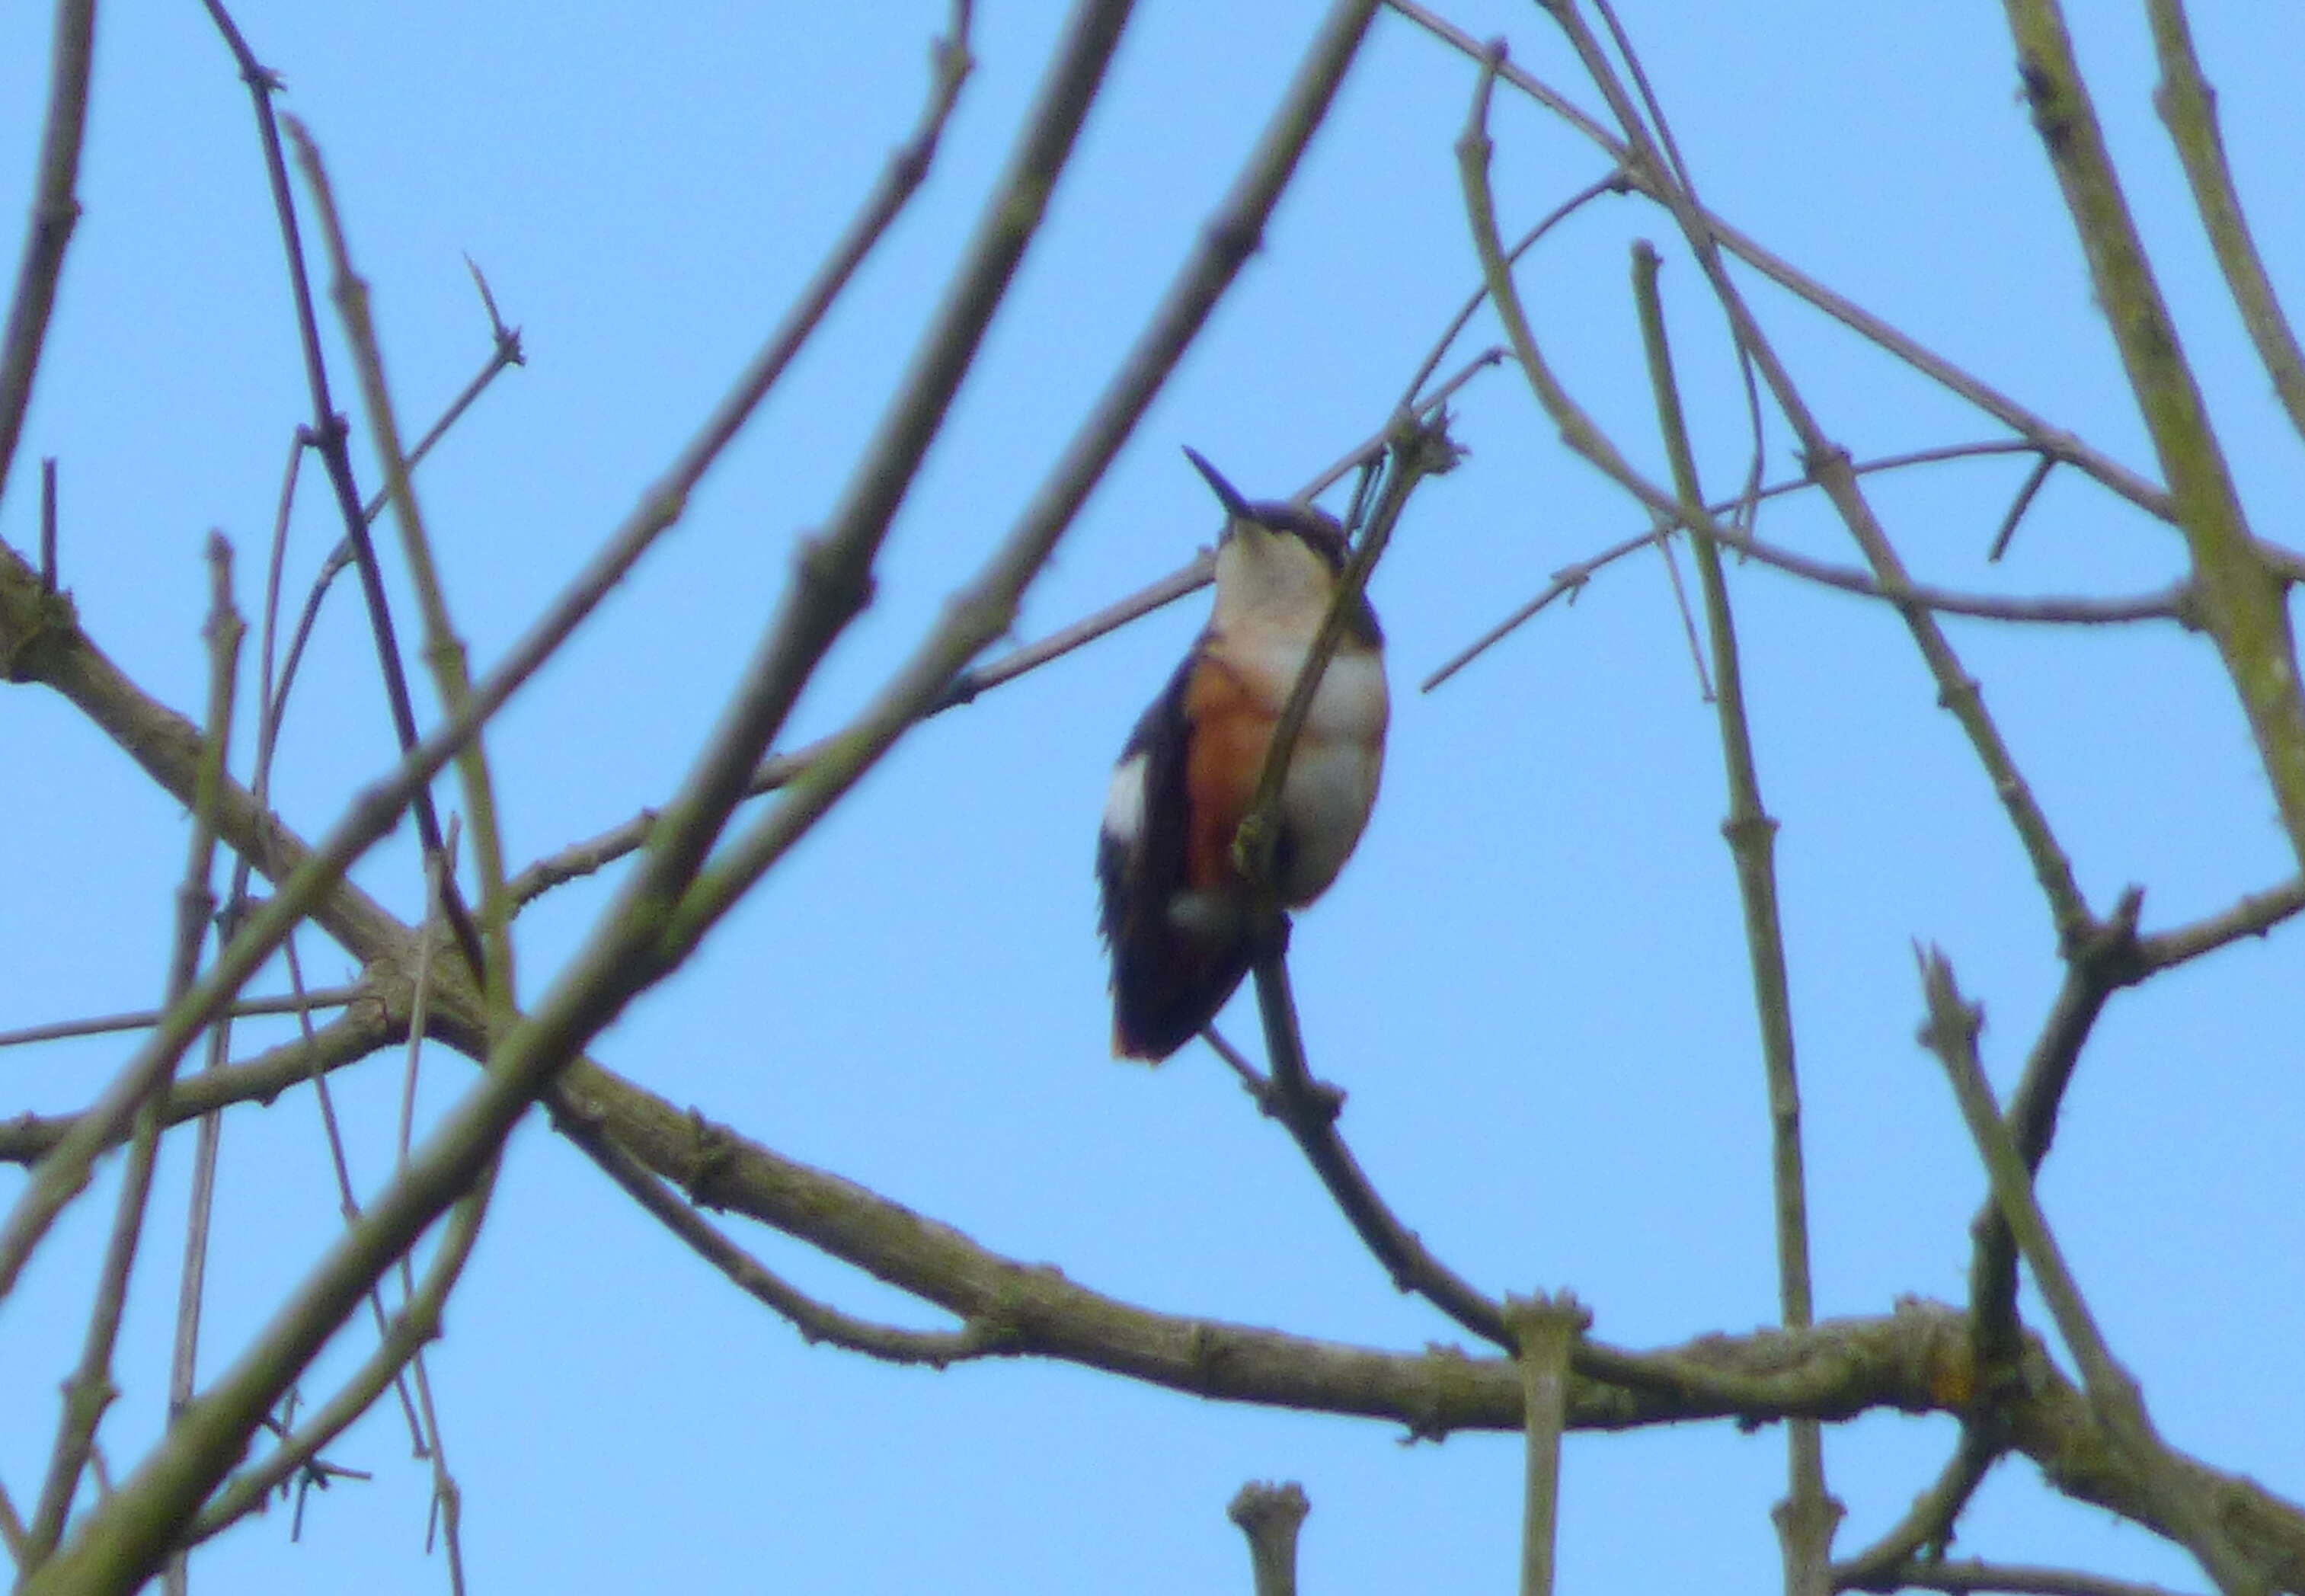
[[2004, 0, 2305, 875]]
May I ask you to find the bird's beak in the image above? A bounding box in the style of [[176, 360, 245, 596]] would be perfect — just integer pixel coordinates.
[[1181, 446, 1252, 523]]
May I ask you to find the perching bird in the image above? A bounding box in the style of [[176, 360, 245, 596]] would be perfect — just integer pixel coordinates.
[[1096, 449, 1389, 1061]]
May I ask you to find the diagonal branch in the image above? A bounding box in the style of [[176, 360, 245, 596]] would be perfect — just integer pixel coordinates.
[[0, 0, 96, 517], [1527, 0, 2099, 955], [1386, 0, 2176, 522], [658, 0, 1385, 949], [195, 0, 485, 980], [1632, 238, 1840, 1593], [2146, 0, 2305, 446], [1917, 948, 2268, 1596], [2003, 0, 2305, 875]]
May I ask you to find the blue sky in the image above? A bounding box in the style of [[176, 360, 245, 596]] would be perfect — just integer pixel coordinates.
[[2, 2, 2301, 1591]]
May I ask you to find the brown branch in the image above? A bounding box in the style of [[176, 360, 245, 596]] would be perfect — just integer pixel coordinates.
[[2004, 0, 2305, 877], [1868, 1562, 2205, 1596], [505, 340, 1500, 916], [1396, 169, 1629, 411], [1230, 1482, 1311, 1596], [2132, 876, 2305, 972], [1632, 237, 1840, 1591], [269, 319, 526, 754], [197, 1, 491, 983], [2147, 0, 2305, 446], [10, 549, 2303, 1580], [1918, 948, 2268, 1596], [1507, 1293, 1588, 1596], [1422, 440, 2171, 691], [1532, 0, 2099, 958], [25, 536, 241, 1571], [1383, 0, 2176, 523], [548, 1092, 999, 1368], [1833, 1428, 2003, 1590], [39, 456, 57, 591], [1967, 891, 2144, 1374], [0, 984, 368, 1050], [1244, 932, 1511, 1351], [1987, 456, 2058, 562], [652, 0, 1385, 952], [0, 0, 96, 514]]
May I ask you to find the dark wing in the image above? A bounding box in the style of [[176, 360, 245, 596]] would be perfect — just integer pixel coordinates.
[[1097, 641, 1252, 1060]]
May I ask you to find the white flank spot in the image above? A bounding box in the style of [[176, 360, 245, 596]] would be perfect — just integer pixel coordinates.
[[1102, 753, 1149, 843]]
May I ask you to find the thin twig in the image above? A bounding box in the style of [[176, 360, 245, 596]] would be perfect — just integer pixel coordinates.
[[1987, 455, 2057, 562], [168, 408, 317, 1596], [0, 985, 367, 1049], [162, 952, 238, 1596], [1236, 417, 1453, 893], [1831, 1426, 2001, 1589], [1245, 936, 1509, 1352], [39, 457, 57, 591], [1421, 443, 2171, 692], [394, 831, 468, 1593], [1383, 0, 2176, 523], [1859, 1560, 2206, 1596], [0, 0, 96, 514], [1966, 891, 2144, 1375], [1396, 170, 1627, 411], [183, 1183, 494, 1548], [290, 118, 514, 1038], [552, 1095, 995, 1366], [657, 0, 1383, 954], [1648, 510, 1715, 702], [197, 0, 488, 983], [2131, 875, 2305, 972], [0, 1007, 397, 1166], [508, 350, 1498, 912], [1537, 0, 2102, 955], [2147, 0, 2305, 446], [1916, 948, 2266, 1596], [25, 537, 239, 1569], [1632, 238, 1838, 1593], [270, 318, 526, 750]]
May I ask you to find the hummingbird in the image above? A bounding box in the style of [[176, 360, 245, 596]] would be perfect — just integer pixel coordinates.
[[1095, 449, 1389, 1060]]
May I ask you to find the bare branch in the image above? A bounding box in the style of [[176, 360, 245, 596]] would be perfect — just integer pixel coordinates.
[[1833, 1428, 2002, 1590], [552, 1096, 996, 1367], [1230, 1482, 1311, 1596], [1917, 948, 2267, 1596], [0, 984, 367, 1050], [1386, 0, 2176, 521], [1536, 0, 2100, 954], [1506, 1293, 1588, 1596], [2132, 875, 2305, 973], [2147, 0, 2305, 445], [25, 536, 240, 1568], [1632, 237, 1840, 1593], [2004, 0, 2305, 875], [1862, 1560, 2206, 1596], [657, 0, 1386, 952], [0, 1006, 400, 1166], [0, 0, 96, 513]]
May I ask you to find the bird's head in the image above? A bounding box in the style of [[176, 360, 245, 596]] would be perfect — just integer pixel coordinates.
[[1182, 447, 1380, 646]]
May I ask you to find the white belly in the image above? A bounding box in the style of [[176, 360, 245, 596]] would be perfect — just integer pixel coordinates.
[[1278, 737, 1383, 904], [1253, 644, 1386, 904]]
